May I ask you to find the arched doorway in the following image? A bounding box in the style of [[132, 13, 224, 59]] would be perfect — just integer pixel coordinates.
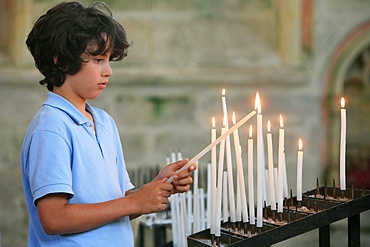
[[323, 19, 370, 189]]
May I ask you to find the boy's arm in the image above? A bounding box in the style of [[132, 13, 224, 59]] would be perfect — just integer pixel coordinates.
[[37, 178, 172, 235]]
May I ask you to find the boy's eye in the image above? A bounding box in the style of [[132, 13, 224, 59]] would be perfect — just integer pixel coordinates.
[[94, 59, 102, 63]]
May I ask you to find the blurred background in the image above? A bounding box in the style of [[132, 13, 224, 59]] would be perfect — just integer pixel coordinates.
[[1, 0, 370, 246]]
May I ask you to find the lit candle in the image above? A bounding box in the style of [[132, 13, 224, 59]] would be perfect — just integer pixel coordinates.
[[215, 119, 226, 237], [267, 120, 276, 210], [232, 112, 248, 223], [297, 138, 303, 202], [210, 117, 217, 234], [221, 89, 236, 223], [248, 125, 255, 225], [277, 114, 284, 213], [166, 109, 256, 183], [255, 92, 264, 228], [340, 97, 347, 191]]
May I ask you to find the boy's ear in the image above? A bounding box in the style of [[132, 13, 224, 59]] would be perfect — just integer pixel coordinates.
[[53, 56, 58, 65]]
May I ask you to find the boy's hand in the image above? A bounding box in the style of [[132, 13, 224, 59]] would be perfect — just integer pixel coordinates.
[[130, 178, 173, 214], [155, 158, 197, 194]]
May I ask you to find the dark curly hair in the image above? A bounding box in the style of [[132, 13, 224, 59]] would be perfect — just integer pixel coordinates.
[[26, 1, 131, 92]]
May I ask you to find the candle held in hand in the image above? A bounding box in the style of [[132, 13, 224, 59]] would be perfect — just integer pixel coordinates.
[[166, 110, 256, 183]]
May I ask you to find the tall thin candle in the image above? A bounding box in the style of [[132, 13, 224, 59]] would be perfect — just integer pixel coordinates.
[[297, 138, 303, 201], [267, 120, 276, 210], [211, 117, 217, 234], [193, 163, 199, 233], [232, 112, 249, 223], [215, 119, 226, 237], [255, 92, 263, 228], [248, 125, 255, 225], [340, 97, 347, 191], [221, 89, 236, 223], [277, 114, 284, 213]]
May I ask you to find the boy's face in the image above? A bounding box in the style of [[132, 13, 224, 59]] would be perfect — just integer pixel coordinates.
[[62, 44, 113, 102]]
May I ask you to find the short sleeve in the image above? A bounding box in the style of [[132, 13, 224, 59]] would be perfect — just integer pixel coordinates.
[[27, 130, 74, 204]]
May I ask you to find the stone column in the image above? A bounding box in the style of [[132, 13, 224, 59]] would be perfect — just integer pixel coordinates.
[[275, 0, 302, 66], [5, 0, 32, 66]]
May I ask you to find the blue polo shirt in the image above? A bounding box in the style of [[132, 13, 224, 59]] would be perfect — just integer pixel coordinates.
[[21, 92, 135, 247]]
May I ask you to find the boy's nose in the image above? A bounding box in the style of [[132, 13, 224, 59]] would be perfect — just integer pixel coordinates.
[[103, 63, 113, 77]]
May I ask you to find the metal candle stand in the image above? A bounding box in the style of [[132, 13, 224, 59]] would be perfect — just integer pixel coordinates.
[[188, 182, 370, 247]]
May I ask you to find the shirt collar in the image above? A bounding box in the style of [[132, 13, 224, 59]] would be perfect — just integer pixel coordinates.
[[43, 92, 94, 125]]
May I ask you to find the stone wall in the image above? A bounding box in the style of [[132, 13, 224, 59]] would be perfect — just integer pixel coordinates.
[[1, 0, 370, 246]]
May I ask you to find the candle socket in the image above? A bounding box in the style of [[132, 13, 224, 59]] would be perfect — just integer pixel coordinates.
[[297, 201, 302, 208], [332, 179, 336, 199], [272, 210, 276, 221], [231, 222, 236, 232], [316, 178, 320, 195], [236, 222, 241, 232], [216, 236, 220, 247], [211, 234, 215, 247]]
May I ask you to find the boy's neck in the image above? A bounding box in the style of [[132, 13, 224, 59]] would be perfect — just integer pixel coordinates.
[[53, 88, 87, 115]]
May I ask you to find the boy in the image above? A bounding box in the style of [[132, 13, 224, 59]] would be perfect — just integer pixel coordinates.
[[21, 1, 196, 246]]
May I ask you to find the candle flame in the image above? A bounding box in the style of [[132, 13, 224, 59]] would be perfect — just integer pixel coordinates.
[[249, 125, 253, 138], [341, 97, 345, 108], [222, 88, 226, 97], [279, 114, 284, 128], [232, 111, 236, 125], [212, 116, 215, 128], [223, 115, 227, 127], [255, 92, 261, 114], [267, 120, 271, 132], [299, 138, 303, 150]]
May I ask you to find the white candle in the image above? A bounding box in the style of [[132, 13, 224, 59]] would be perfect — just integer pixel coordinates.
[[180, 193, 188, 246], [340, 97, 347, 191], [186, 191, 193, 234], [297, 138, 303, 201], [210, 117, 217, 234], [283, 152, 288, 199], [266, 121, 276, 210], [207, 163, 211, 229], [265, 168, 270, 206], [248, 125, 255, 225], [274, 167, 278, 203], [277, 114, 284, 213], [193, 163, 199, 233], [240, 146, 249, 223], [223, 171, 229, 223], [255, 92, 263, 228], [232, 112, 248, 223], [199, 188, 206, 231], [221, 89, 236, 223], [170, 195, 179, 246], [215, 122, 226, 237], [166, 109, 256, 183]]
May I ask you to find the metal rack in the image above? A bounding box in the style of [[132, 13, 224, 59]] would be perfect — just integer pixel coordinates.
[[188, 185, 370, 247]]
